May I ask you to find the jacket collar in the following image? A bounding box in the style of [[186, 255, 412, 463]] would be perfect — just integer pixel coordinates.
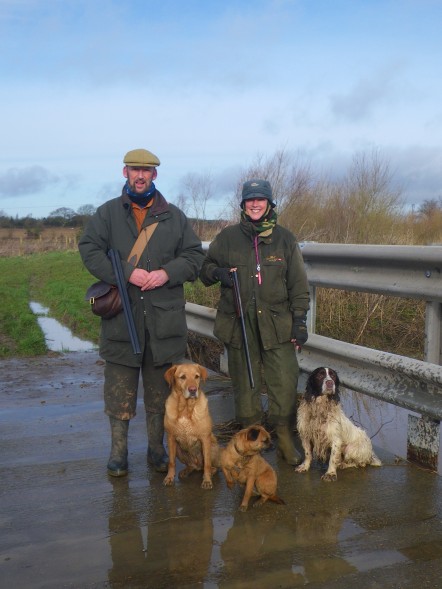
[[239, 217, 273, 244], [121, 188, 170, 219]]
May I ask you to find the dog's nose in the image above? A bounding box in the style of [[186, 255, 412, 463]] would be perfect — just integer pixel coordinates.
[[188, 386, 197, 397], [325, 379, 334, 389]]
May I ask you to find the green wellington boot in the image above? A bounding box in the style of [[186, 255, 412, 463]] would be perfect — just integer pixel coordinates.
[[275, 424, 302, 466], [107, 417, 129, 477], [146, 412, 169, 473]]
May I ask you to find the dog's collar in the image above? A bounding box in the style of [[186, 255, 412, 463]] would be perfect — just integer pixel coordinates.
[[234, 442, 255, 458], [234, 442, 245, 456]]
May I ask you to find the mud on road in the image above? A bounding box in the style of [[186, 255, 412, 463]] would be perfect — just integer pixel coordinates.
[[1, 351, 442, 589]]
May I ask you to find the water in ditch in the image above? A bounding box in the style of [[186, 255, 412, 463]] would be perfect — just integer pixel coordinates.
[[29, 301, 96, 353]]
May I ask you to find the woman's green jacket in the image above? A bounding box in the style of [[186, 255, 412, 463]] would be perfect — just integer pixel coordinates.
[[200, 221, 309, 350]]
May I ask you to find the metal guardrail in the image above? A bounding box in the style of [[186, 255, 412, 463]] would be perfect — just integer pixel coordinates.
[[189, 243, 442, 421]]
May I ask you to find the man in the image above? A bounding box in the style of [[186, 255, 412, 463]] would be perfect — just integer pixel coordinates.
[[79, 148, 204, 476], [200, 179, 310, 465]]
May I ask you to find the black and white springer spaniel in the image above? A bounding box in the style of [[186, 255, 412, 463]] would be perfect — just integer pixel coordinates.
[[295, 367, 382, 481]]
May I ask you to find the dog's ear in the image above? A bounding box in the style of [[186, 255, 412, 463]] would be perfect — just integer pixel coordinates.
[[198, 365, 208, 382], [164, 365, 177, 387], [305, 373, 316, 401], [247, 426, 261, 441]]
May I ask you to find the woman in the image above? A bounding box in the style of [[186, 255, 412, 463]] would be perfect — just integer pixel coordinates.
[[200, 179, 310, 464]]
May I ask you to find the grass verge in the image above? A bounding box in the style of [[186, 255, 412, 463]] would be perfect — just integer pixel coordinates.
[[0, 250, 425, 361], [0, 251, 99, 357]]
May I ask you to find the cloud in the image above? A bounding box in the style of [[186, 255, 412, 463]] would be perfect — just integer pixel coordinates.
[[388, 146, 442, 204], [330, 63, 405, 122], [0, 166, 60, 198], [96, 181, 122, 205]]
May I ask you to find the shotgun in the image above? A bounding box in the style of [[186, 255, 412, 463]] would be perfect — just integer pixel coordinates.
[[230, 269, 255, 389], [108, 249, 141, 355]]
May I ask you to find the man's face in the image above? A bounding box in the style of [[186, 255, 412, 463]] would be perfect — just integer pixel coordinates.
[[244, 197, 268, 221], [123, 166, 157, 194]]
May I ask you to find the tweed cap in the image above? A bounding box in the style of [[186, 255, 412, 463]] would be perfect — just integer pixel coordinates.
[[241, 179, 275, 207], [123, 148, 160, 167]]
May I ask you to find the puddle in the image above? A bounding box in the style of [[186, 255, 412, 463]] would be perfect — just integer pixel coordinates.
[[29, 301, 96, 352], [341, 389, 442, 473]]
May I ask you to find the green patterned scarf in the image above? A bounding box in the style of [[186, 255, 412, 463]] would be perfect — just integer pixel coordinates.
[[241, 204, 277, 237]]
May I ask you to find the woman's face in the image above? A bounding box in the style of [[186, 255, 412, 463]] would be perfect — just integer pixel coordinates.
[[244, 198, 268, 221]]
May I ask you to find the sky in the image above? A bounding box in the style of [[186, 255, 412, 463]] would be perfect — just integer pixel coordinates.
[[1, 0, 441, 219]]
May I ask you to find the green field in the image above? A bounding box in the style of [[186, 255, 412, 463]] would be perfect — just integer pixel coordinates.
[[0, 250, 424, 360], [0, 251, 218, 358]]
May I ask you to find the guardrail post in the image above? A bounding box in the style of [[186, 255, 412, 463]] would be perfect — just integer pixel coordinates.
[[308, 284, 316, 334], [425, 301, 442, 365], [407, 414, 440, 472]]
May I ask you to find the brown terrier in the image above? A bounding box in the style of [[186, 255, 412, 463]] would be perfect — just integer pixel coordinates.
[[221, 425, 285, 511], [163, 363, 220, 490]]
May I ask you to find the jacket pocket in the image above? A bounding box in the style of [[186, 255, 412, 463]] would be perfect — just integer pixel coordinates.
[[151, 300, 187, 339], [269, 305, 292, 344], [214, 311, 242, 348], [101, 311, 131, 342]]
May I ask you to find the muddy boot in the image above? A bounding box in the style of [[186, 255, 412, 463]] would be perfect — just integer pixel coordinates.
[[146, 413, 168, 473], [107, 417, 129, 477], [275, 424, 302, 466]]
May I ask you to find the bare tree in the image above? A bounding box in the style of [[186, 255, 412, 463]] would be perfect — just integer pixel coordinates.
[[418, 198, 442, 218], [345, 148, 402, 213], [227, 148, 315, 226], [174, 193, 190, 216], [77, 204, 96, 217], [177, 172, 213, 235], [321, 149, 404, 244], [49, 207, 76, 222]]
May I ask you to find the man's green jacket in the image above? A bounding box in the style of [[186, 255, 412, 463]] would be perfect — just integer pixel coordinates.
[[79, 189, 204, 367]]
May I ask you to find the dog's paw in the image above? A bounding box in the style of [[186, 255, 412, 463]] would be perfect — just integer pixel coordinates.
[[163, 475, 175, 486], [178, 467, 191, 480], [321, 472, 337, 482], [253, 498, 266, 508], [201, 478, 213, 490], [238, 504, 248, 512], [295, 463, 309, 473]]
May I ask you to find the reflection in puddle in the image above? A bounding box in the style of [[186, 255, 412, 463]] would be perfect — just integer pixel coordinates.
[[341, 391, 411, 458], [340, 389, 434, 468], [343, 390, 441, 474], [30, 301, 96, 352]]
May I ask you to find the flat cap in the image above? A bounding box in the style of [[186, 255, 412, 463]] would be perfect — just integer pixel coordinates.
[[123, 148, 160, 167]]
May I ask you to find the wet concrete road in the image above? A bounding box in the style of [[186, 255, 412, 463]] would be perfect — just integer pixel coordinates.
[[1, 351, 442, 589]]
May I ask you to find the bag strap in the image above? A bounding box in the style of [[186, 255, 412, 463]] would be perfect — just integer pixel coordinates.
[[127, 222, 159, 267]]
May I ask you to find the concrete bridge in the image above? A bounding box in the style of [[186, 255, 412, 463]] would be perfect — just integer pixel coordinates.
[[2, 242, 442, 587], [1, 351, 441, 589]]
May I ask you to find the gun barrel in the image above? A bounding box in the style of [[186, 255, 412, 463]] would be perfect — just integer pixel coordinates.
[[109, 249, 141, 355], [231, 270, 255, 389]]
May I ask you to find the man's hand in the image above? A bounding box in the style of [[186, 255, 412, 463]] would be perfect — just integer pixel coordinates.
[[129, 268, 169, 291]]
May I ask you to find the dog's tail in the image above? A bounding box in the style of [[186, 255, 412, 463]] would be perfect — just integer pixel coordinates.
[[370, 453, 382, 467], [268, 494, 286, 505]]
